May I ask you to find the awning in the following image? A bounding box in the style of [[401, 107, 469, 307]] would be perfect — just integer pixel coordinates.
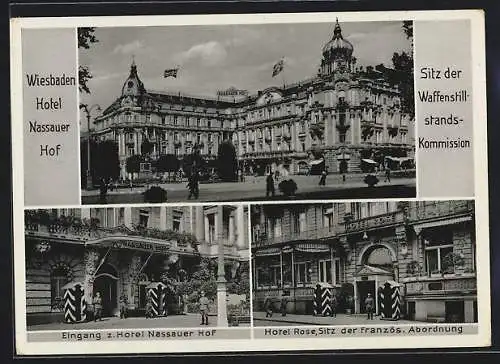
[[254, 247, 281, 256], [413, 215, 472, 232], [361, 159, 378, 165], [295, 242, 330, 253], [308, 159, 325, 166]]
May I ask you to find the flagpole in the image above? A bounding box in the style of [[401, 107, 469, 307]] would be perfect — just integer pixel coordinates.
[[281, 57, 287, 89]]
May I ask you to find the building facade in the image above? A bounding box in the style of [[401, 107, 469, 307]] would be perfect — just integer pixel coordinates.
[[251, 200, 477, 323], [86, 20, 414, 180], [25, 205, 249, 325]]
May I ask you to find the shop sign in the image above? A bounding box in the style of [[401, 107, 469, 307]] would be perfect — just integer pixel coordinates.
[[346, 213, 399, 232]]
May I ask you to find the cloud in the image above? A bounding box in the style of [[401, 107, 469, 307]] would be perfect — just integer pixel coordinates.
[[112, 40, 144, 55], [174, 41, 227, 67]]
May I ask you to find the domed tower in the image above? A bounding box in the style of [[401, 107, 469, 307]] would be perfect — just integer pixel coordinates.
[[121, 59, 146, 99], [320, 19, 355, 77]]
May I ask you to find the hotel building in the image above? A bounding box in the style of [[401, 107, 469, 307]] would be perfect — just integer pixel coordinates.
[[251, 200, 477, 323], [85, 20, 414, 180]]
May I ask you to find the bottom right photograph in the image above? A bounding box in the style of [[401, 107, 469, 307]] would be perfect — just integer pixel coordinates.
[[251, 200, 477, 326]]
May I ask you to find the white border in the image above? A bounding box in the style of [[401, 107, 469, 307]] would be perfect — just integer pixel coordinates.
[[11, 9, 490, 355]]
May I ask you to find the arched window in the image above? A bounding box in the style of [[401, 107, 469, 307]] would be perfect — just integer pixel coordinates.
[[363, 246, 393, 271]]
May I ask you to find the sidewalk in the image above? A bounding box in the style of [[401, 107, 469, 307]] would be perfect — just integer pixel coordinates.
[[253, 312, 416, 326]]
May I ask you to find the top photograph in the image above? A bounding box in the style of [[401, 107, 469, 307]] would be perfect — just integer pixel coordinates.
[[79, 19, 416, 205]]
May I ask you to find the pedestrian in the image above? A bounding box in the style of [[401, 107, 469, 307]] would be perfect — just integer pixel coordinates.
[[199, 290, 209, 325], [280, 292, 288, 317], [145, 292, 154, 319], [119, 294, 128, 319], [99, 178, 108, 204], [365, 293, 375, 320], [108, 177, 114, 192], [319, 169, 327, 186], [187, 170, 200, 200], [266, 172, 275, 197], [93, 292, 103, 322], [264, 296, 273, 318], [331, 294, 338, 318], [384, 167, 391, 183]]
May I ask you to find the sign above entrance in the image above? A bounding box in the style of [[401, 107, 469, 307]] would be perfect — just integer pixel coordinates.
[[91, 238, 174, 255]]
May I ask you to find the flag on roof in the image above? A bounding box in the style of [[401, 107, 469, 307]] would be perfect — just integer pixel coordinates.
[[164, 68, 179, 78]]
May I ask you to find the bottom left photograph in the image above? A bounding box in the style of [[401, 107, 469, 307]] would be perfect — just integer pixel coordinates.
[[23, 205, 250, 332]]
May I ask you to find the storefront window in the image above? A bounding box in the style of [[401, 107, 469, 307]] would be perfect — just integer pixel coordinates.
[[139, 210, 149, 228], [294, 262, 311, 284], [257, 266, 280, 287]]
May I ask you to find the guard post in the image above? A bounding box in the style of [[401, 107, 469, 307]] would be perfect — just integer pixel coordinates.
[[379, 280, 403, 321], [313, 282, 334, 316], [62, 281, 87, 323], [146, 282, 168, 317]]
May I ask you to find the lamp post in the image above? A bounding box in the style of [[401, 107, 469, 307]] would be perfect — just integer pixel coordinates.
[[216, 206, 228, 327], [80, 104, 102, 190]]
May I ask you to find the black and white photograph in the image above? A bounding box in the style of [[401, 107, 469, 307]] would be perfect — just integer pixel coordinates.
[[251, 200, 477, 327], [79, 20, 416, 204], [24, 205, 250, 331]]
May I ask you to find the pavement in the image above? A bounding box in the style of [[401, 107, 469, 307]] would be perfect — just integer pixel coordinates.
[[28, 313, 250, 331], [253, 312, 416, 326], [81, 173, 416, 204]]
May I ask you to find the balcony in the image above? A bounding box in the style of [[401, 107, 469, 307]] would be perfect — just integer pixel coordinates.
[[253, 226, 336, 248], [404, 275, 476, 296], [344, 210, 404, 234], [406, 201, 474, 222]]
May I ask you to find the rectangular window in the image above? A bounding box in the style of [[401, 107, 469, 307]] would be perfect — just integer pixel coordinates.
[[139, 209, 149, 228], [425, 244, 454, 275], [208, 214, 215, 244], [294, 262, 311, 284], [172, 210, 183, 232], [318, 259, 341, 285]]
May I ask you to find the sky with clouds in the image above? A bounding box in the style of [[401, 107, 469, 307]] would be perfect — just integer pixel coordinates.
[[79, 21, 411, 124]]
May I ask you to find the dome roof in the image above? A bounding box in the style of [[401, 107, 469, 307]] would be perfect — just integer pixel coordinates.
[[121, 59, 146, 97], [322, 19, 354, 58]]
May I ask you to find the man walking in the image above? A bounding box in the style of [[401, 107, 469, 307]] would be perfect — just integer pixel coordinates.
[[384, 167, 391, 183], [319, 169, 327, 186], [331, 294, 338, 318], [99, 178, 108, 204], [199, 290, 209, 325], [365, 293, 375, 320], [93, 292, 103, 322], [187, 169, 200, 200], [266, 172, 275, 197]]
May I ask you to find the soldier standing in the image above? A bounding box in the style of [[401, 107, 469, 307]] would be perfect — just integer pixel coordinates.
[[199, 290, 209, 325]]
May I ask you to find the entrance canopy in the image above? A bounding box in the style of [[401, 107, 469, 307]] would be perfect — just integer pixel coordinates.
[[361, 159, 378, 165], [308, 159, 325, 166]]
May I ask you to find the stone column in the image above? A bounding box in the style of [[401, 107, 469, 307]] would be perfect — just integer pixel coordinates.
[[159, 207, 167, 230], [196, 206, 205, 242], [236, 205, 245, 249], [204, 215, 210, 243], [124, 208, 132, 228], [216, 205, 228, 327], [134, 132, 139, 155], [229, 214, 235, 246]]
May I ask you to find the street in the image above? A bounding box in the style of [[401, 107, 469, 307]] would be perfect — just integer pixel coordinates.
[[28, 314, 250, 331], [253, 312, 417, 326], [81, 174, 416, 204]]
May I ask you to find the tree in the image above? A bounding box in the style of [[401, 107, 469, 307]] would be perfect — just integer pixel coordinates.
[[155, 154, 180, 180], [182, 149, 205, 178], [216, 141, 238, 182], [78, 28, 99, 94], [392, 21, 414, 118], [94, 140, 120, 181], [126, 155, 143, 175]]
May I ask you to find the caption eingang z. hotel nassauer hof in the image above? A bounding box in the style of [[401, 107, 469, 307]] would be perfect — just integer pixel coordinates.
[[10, 9, 490, 355]]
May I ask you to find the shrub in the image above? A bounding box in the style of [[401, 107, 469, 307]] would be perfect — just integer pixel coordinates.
[[143, 186, 168, 203], [364, 174, 379, 187], [278, 179, 298, 197]]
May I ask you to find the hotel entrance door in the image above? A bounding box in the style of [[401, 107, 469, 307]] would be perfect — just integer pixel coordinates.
[[357, 280, 375, 314]]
